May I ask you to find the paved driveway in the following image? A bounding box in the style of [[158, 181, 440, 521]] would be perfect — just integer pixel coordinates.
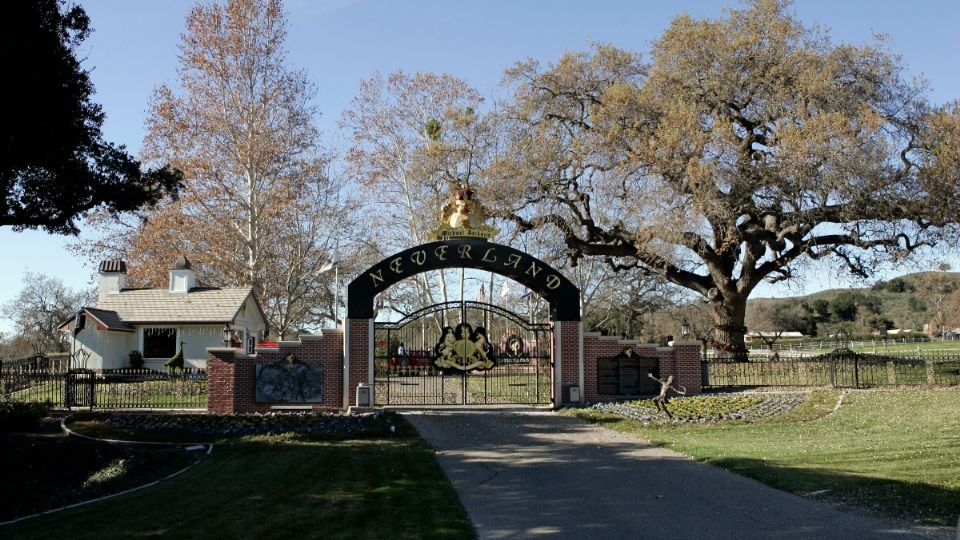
[[402, 407, 933, 540]]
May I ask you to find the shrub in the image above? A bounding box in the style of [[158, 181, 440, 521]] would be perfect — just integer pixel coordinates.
[[129, 350, 144, 369], [0, 400, 51, 431]]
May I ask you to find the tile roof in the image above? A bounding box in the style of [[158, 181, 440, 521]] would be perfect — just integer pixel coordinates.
[[96, 287, 255, 324], [83, 307, 134, 332]]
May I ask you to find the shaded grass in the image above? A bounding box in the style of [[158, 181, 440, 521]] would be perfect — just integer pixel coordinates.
[[5, 416, 474, 539], [573, 389, 960, 525], [0, 417, 202, 522]]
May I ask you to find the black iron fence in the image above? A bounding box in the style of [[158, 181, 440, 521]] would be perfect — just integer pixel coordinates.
[[703, 349, 960, 389], [1, 356, 207, 409]]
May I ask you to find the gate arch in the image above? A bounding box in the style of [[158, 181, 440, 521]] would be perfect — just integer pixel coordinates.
[[344, 239, 584, 409], [347, 239, 580, 321]]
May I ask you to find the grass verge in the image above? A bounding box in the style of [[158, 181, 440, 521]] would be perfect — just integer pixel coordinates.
[[572, 389, 960, 525], [4, 414, 474, 540]]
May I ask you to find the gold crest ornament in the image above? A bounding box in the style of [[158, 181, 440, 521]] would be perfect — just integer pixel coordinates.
[[429, 183, 499, 241], [434, 323, 496, 371]]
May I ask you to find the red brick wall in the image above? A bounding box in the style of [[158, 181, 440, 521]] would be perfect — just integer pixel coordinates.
[[671, 341, 703, 395], [582, 335, 702, 402], [208, 349, 237, 413], [206, 332, 344, 413], [209, 320, 701, 412]]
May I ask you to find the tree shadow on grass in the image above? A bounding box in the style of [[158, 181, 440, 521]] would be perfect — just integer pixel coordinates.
[[4, 434, 473, 540], [0, 417, 203, 523], [705, 456, 960, 526]]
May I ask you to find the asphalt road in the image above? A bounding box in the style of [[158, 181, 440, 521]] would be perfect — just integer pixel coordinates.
[[402, 407, 937, 540]]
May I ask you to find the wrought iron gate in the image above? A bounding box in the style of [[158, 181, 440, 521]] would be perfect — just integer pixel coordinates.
[[65, 368, 95, 408], [374, 301, 552, 405]]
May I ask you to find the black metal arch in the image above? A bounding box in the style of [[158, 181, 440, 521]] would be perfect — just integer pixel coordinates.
[[347, 239, 581, 321], [376, 300, 548, 330]]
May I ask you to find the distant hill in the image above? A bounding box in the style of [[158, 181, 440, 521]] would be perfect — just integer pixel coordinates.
[[746, 271, 960, 337]]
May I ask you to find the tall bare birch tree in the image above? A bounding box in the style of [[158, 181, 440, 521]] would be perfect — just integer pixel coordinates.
[[77, 0, 353, 338]]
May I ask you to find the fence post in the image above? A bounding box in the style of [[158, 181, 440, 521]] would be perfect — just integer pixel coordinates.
[[886, 361, 896, 385], [925, 360, 936, 384], [830, 355, 836, 387], [854, 355, 860, 389]]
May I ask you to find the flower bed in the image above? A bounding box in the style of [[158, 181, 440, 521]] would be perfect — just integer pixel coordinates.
[[592, 392, 807, 425]]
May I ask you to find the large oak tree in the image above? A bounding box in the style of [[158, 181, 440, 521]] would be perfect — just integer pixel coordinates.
[[490, 0, 960, 354]]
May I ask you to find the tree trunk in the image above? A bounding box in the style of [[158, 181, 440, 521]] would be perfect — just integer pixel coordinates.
[[709, 298, 748, 360]]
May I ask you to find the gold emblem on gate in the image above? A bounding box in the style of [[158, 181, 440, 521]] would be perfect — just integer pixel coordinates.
[[434, 323, 495, 371], [429, 183, 499, 241]]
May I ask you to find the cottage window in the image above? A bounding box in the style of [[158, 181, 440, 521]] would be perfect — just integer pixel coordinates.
[[143, 327, 177, 358]]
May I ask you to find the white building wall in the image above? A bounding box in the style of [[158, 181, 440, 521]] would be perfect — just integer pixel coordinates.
[[233, 296, 268, 349], [72, 329, 134, 370], [179, 325, 223, 369]]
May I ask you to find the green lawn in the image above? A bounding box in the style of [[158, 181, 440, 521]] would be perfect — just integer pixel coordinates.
[[573, 389, 960, 525], [375, 372, 551, 405], [762, 338, 960, 355], [5, 421, 474, 539], [849, 340, 960, 354], [6, 379, 207, 409]]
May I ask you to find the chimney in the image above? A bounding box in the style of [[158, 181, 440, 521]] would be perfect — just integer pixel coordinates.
[[169, 255, 196, 293], [98, 259, 127, 303]]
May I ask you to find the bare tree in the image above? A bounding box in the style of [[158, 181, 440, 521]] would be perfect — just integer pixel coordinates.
[[745, 300, 808, 351], [919, 262, 956, 338], [489, 1, 960, 355], [341, 71, 493, 316], [1, 273, 87, 354]]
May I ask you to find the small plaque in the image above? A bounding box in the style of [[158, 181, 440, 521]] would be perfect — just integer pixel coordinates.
[[597, 348, 659, 396], [256, 363, 325, 403]]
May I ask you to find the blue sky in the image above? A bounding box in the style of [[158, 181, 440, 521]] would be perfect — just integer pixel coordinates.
[[2, 0, 959, 332]]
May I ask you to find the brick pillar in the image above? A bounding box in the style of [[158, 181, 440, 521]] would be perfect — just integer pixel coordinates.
[[207, 348, 237, 413], [553, 320, 583, 406], [345, 318, 372, 408], [671, 341, 702, 394]]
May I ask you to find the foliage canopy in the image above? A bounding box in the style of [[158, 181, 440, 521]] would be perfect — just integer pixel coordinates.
[[0, 0, 181, 235]]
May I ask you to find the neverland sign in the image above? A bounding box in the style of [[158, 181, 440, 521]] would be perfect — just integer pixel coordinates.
[[346, 239, 581, 321]]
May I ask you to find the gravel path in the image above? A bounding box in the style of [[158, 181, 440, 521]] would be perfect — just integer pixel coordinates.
[[403, 407, 934, 540]]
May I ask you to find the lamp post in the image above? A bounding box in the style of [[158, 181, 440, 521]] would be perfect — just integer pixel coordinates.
[[222, 322, 232, 348]]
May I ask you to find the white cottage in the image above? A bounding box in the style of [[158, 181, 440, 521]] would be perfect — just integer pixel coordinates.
[[59, 256, 268, 371]]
